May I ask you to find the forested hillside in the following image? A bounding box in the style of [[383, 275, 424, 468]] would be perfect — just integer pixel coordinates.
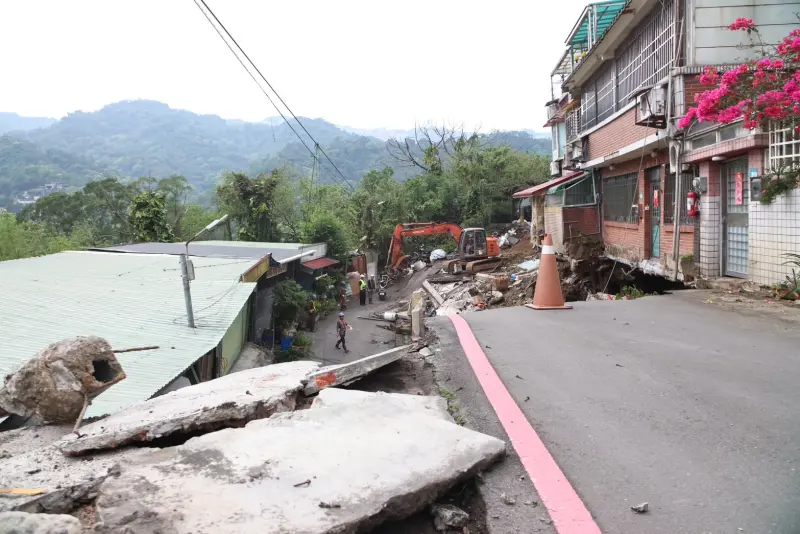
[[0, 112, 56, 134], [0, 136, 108, 208], [0, 100, 551, 214]]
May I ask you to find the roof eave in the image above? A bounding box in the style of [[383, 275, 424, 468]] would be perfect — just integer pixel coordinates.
[[563, 0, 654, 92]]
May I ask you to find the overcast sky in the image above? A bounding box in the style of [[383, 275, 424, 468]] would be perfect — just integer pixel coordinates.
[[0, 1, 588, 131]]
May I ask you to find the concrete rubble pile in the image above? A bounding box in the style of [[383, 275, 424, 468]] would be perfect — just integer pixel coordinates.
[[0, 351, 506, 533]]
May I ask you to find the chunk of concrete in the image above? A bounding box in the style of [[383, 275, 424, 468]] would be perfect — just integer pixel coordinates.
[[411, 301, 425, 340], [93, 396, 505, 534], [431, 504, 469, 531], [59, 361, 319, 456], [0, 337, 126, 423], [0, 511, 82, 534], [310, 389, 451, 421], [302, 346, 410, 396]]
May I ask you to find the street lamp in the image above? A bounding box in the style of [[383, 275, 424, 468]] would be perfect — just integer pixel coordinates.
[[180, 214, 229, 328]]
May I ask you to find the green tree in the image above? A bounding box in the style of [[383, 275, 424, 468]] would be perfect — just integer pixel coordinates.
[[129, 190, 175, 243], [179, 203, 220, 241], [216, 170, 287, 242], [0, 213, 75, 261], [301, 212, 351, 261]]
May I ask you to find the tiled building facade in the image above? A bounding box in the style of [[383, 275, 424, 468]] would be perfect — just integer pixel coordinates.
[[541, 0, 800, 285]]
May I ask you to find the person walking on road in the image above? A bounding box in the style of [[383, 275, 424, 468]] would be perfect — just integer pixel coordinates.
[[335, 312, 352, 353], [359, 274, 367, 306], [307, 294, 318, 332], [367, 275, 376, 304]]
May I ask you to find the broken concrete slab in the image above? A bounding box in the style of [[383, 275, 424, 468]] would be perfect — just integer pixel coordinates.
[[411, 301, 425, 340], [0, 511, 82, 534], [310, 388, 451, 421], [302, 346, 410, 396], [422, 280, 446, 307], [93, 395, 506, 534], [0, 428, 145, 514], [59, 361, 319, 456]]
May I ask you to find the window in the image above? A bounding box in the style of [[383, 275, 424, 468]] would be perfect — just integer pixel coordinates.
[[603, 173, 638, 223], [564, 175, 596, 206], [769, 122, 800, 169], [691, 132, 716, 150], [663, 173, 696, 225], [719, 123, 741, 142]]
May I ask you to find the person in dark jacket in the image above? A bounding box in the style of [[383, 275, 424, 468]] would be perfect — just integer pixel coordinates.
[[359, 274, 367, 306], [335, 312, 351, 353], [367, 275, 376, 304]]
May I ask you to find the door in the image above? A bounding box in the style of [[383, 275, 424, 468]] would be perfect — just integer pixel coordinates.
[[648, 168, 661, 258], [723, 159, 749, 277]]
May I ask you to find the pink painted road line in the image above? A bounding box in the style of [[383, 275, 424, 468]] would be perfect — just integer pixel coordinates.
[[449, 314, 602, 534]]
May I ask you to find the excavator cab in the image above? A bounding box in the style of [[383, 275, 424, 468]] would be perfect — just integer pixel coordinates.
[[448, 228, 501, 273], [459, 228, 488, 259]]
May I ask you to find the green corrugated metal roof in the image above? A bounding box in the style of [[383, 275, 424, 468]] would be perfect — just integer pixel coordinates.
[[569, 0, 627, 48], [0, 251, 257, 418]]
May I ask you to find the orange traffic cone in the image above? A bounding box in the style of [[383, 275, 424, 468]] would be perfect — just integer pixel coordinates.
[[525, 234, 572, 310]]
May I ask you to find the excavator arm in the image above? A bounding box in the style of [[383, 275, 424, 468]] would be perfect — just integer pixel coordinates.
[[386, 222, 463, 272]]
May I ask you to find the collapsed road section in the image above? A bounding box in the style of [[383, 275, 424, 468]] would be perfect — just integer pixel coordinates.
[[0, 338, 508, 533]]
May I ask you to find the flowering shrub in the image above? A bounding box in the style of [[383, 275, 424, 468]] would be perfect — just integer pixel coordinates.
[[678, 21, 800, 131], [679, 21, 800, 204]]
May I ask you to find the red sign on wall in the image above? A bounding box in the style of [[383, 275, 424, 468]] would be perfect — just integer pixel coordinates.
[[735, 172, 743, 205]]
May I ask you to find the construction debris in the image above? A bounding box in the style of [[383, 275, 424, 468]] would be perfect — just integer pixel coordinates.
[[59, 361, 319, 456], [0, 511, 82, 534], [431, 503, 470, 531], [302, 345, 411, 396], [422, 280, 446, 307], [92, 389, 506, 533], [0, 337, 126, 425], [631, 502, 649, 514]]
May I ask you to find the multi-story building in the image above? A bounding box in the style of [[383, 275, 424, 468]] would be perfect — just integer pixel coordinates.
[[535, 0, 799, 285]]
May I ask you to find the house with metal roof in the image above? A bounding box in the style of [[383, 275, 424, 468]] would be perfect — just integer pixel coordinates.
[[0, 251, 264, 421], [91, 240, 339, 343]]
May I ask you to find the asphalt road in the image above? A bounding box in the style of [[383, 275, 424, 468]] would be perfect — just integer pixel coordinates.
[[434, 291, 800, 534]]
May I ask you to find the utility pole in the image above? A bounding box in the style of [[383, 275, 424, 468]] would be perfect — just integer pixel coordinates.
[[180, 214, 229, 328]]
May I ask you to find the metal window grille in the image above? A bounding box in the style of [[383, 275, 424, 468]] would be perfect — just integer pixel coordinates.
[[580, 64, 615, 131], [615, 0, 675, 107], [663, 173, 696, 225], [566, 107, 582, 141], [768, 122, 800, 169], [603, 173, 638, 223], [564, 175, 597, 207]]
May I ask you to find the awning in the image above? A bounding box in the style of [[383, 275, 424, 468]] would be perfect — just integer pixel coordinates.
[[512, 171, 586, 198], [302, 257, 339, 270]]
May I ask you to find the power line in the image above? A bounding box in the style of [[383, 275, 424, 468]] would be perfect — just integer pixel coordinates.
[[193, 0, 356, 192]]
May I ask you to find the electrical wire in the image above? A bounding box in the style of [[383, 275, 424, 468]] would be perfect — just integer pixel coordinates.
[[192, 0, 356, 192]]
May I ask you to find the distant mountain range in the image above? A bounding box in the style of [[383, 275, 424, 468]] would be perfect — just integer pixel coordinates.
[[0, 100, 551, 210]]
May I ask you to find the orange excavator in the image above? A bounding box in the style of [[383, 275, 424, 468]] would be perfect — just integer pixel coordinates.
[[386, 222, 501, 276]]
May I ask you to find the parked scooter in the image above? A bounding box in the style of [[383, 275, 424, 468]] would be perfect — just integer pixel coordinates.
[[378, 275, 389, 301]]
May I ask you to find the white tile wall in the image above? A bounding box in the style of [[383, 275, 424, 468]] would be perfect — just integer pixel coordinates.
[[699, 196, 721, 277], [748, 189, 800, 286]]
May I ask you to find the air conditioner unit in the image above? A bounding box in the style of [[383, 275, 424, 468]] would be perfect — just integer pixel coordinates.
[[550, 160, 562, 176], [571, 143, 584, 161], [635, 85, 667, 128]]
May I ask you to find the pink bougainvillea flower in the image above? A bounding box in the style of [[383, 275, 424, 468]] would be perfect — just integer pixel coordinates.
[[728, 18, 755, 31]]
